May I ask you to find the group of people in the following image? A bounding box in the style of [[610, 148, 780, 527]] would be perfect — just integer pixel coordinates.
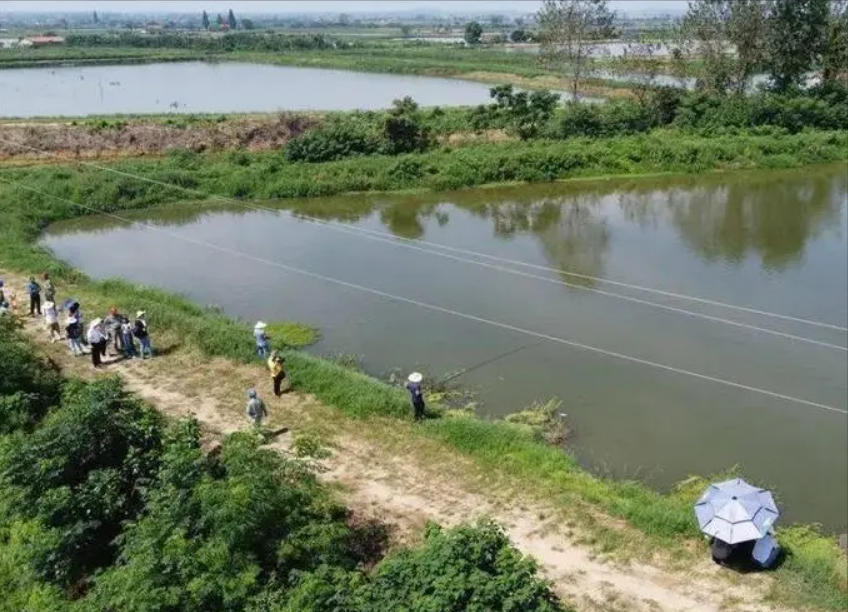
[[0, 273, 154, 370]]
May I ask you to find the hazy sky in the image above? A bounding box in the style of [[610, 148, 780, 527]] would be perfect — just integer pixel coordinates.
[[1, 1, 687, 15]]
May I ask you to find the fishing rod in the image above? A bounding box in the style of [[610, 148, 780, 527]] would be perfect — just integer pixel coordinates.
[[436, 340, 546, 386]]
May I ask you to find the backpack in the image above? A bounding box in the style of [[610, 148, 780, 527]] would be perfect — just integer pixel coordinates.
[[65, 321, 80, 338], [133, 319, 148, 339]]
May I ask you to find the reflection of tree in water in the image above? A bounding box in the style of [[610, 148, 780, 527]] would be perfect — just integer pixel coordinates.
[[627, 171, 846, 272]]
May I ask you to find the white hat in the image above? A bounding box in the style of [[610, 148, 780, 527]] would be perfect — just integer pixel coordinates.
[[407, 372, 423, 384], [255, 321, 267, 329], [90, 317, 103, 327], [43, 301, 55, 311], [136, 310, 146, 318]]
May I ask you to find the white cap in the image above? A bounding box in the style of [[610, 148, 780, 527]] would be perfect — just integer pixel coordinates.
[[407, 372, 423, 384], [90, 317, 103, 327], [136, 310, 146, 318], [43, 301, 55, 311], [255, 321, 267, 329]]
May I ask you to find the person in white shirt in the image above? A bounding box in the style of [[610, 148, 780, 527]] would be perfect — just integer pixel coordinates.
[[43, 301, 61, 342], [87, 318, 108, 369]]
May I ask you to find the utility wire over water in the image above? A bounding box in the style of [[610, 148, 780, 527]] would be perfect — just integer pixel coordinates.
[[1, 138, 845, 348], [2, 175, 846, 416]]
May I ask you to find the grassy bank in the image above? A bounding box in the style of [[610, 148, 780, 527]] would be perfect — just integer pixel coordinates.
[[1, 133, 846, 609]]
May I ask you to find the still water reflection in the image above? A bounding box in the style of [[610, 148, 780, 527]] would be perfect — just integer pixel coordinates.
[[44, 165, 848, 531]]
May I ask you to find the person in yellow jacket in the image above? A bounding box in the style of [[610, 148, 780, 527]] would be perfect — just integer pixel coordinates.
[[267, 350, 287, 397]]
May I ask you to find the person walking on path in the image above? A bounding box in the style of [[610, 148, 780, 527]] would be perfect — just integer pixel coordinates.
[[43, 273, 56, 304], [254, 321, 270, 358], [245, 388, 268, 428], [104, 307, 128, 356], [121, 320, 137, 359], [267, 350, 287, 397], [406, 372, 426, 422], [133, 310, 154, 359], [25, 276, 41, 317], [87, 318, 108, 369], [65, 313, 84, 356], [43, 301, 62, 342]]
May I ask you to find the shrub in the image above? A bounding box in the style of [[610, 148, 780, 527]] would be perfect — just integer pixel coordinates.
[[286, 120, 382, 163]]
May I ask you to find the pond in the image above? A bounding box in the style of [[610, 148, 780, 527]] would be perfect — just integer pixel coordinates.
[[43, 165, 848, 532], [0, 61, 499, 118]]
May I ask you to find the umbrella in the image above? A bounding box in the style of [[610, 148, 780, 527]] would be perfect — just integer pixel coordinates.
[[694, 478, 779, 544]]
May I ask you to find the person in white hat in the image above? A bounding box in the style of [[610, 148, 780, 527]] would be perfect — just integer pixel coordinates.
[[133, 310, 153, 359], [406, 372, 426, 422], [42, 300, 61, 343], [87, 318, 108, 369], [254, 321, 270, 358]]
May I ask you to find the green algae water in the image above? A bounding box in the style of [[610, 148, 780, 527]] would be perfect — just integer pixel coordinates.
[[43, 165, 848, 532]]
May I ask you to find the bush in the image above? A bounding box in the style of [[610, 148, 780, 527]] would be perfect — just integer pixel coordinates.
[[286, 120, 381, 163], [381, 96, 433, 155]]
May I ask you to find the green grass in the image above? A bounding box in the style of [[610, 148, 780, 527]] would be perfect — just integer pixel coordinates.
[[0, 131, 846, 610]]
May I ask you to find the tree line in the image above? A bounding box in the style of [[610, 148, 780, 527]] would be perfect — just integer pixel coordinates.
[[65, 31, 347, 52], [536, 0, 847, 99]]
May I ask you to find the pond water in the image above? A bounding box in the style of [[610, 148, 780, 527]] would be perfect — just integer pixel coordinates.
[[0, 62, 499, 118], [43, 165, 848, 531]]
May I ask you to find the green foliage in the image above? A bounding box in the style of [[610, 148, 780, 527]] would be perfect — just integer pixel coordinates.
[[361, 521, 562, 612], [485, 85, 562, 139], [0, 376, 165, 588], [464, 21, 483, 45], [382, 96, 433, 155], [285, 119, 382, 163], [510, 29, 529, 43], [65, 31, 348, 53], [765, 0, 830, 92]]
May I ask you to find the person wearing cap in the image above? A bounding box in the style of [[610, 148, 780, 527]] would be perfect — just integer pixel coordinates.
[[104, 307, 128, 356], [43, 272, 56, 304], [121, 319, 137, 359], [267, 350, 287, 397], [87, 318, 108, 369], [133, 310, 153, 359], [245, 388, 268, 427], [25, 276, 41, 317], [254, 321, 270, 358], [406, 372, 426, 421], [43, 300, 61, 342]]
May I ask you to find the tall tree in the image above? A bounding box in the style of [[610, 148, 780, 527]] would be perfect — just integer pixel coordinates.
[[536, 0, 616, 101], [92, 10, 99, 24], [765, 0, 830, 91], [227, 8, 237, 30], [681, 0, 769, 94], [201, 10, 210, 31], [216, 13, 224, 28], [464, 20, 483, 44], [822, 0, 848, 82]]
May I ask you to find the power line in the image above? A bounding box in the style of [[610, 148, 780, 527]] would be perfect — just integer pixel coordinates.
[[2, 136, 845, 334], [2, 175, 844, 417]]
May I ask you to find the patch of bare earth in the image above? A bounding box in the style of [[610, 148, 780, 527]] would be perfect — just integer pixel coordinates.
[[0, 113, 321, 161], [3, 270, 790, 612]]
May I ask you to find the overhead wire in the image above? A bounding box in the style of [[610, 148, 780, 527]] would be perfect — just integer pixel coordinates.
[[2, 137, 846, 346], [1, 175, 845, 417]]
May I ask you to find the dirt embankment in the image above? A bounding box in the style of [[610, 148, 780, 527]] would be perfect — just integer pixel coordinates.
[[0, 113, 322, 161]]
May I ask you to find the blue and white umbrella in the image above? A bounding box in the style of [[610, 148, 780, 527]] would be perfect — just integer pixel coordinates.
[[694, 478, 779, 544]]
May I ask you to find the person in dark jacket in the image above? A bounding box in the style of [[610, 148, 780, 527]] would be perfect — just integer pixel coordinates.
[[104, 307, 128, 355], [133, 310, 153, 359], [406, 372, 426, 422], [25, 276, 41, 316]]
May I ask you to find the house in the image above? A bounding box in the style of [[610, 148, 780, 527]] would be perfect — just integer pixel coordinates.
[[0, 38, 20, 49], [26, 35, 66, 46]]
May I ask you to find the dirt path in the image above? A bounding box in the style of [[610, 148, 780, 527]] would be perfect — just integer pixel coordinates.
[[4, 275, 785, 612]]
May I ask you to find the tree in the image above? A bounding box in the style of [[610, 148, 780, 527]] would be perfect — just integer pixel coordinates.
[[680, 0, 769, 95], [227, 8, 237, 30], [339, 13, 350, 27], [400, 24, 413, 37], [464, 20, 483, 45], [382, 97, 432, 155], [93, 10, 99, 24], [765, 0, 830, 91], [511, 28, 529, 42], [536, 0, 616, 101], [613, 41, 662, 104], [216, 13, 224, 28], [201, 10, 210, 31], [822, 0, 848, 82], [241, 17, 255, 31]]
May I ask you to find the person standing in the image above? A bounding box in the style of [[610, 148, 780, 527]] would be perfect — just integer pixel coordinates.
[[43, 273, 56, 304], [267, 350, 287, 397], [104, 307, 128, 355], [121, 320, 137, 359], [65, 314, 84, 356], [254, 321, 270, 358], [87, 318, 108, 369], [133, 310, 153, 359], [25, 276, 41, 317], [245, 388, 268, 428], [43, 301, 61, 342], [406, 372, 426, 422]]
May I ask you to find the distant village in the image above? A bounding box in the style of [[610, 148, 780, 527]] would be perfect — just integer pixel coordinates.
[[0, 34, 65, 49]]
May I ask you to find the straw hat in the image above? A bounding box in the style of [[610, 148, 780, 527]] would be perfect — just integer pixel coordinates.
[[407, 372, 423, 384], [136, 310, 146, 318], [43, 301, 55, 311], [254, 321, 267, 329]]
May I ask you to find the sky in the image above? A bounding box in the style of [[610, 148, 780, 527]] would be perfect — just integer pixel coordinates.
[[0, 1, 687, 16]]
